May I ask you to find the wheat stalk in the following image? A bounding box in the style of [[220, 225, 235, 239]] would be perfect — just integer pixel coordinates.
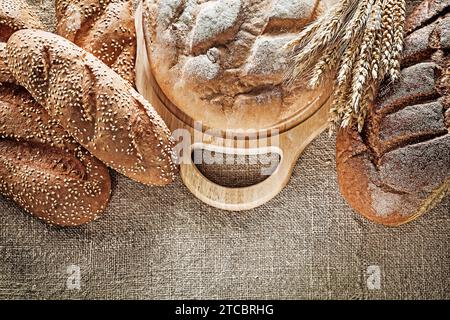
[[285, 0, 407, 131], [286, 0, 359, 84], [350, 1, 382, 113], [337, 0, 373, 84], [390, 0, 406, 81]]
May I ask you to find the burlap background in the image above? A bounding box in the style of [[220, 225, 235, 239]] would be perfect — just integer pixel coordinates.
[[0, 0, 448, 300]]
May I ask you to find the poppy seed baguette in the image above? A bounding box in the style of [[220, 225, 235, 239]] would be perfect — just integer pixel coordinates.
[[0, 84, 111, 226], [6, 29, 177, 186]]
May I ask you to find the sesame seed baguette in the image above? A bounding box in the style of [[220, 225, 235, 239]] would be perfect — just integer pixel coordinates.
[[55, 0, 136, 84], [0, 0, 42, 85], [1, 0, 44, 84], [0, 1, 111, 226], [0, 84, 111, 226], [0, 0, 43, 42], [0, 43, 14, 83], [6, 29, 177, 186]]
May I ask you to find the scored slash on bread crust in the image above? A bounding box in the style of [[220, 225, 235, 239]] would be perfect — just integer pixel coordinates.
[[405, 0, 450, 33], [0, 84, 112, 226], [6, 29, 177, 186], [336, 3, 450, 226], [55, 0, 136, 84]]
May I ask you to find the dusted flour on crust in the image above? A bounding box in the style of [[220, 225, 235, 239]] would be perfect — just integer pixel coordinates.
[[142, 0, 334, 129], [336, 5, 450, 226]]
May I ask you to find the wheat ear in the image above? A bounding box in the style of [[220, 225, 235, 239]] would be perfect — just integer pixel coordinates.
[[285, 0, 407, 131]]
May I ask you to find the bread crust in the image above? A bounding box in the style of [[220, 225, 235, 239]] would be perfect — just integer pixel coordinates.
[[55, 0, 136, 84], [6, 29, 177, 186], [336, 4, 450, 226], [0, 43, 13, 83], [0, 0, 43, 42], [0, 1, 111, 226], [405, 0, 450, 33], [0, 84, 111, 226], [142, 0, 333, 130], [0, 0, 44, 83]]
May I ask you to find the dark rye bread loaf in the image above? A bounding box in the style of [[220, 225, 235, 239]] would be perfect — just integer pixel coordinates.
[[405, 0, 450, 33], [0, 84, 112, 226], [55, 0, 136, 84], [6, 30, 177, 186], [336, 3, 450, 226]]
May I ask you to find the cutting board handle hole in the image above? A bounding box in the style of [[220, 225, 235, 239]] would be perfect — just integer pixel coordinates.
[[191, 148, 281, 188]]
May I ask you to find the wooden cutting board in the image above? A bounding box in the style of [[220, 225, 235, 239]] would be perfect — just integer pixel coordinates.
[[134, 3, 333, 211]]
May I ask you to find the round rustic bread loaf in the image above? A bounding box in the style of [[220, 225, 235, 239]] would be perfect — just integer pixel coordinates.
[[55, 0, 136, 84], [336, 2, 450, 226], [141, 0, 337, 130], [6, 29, 177, 186]]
